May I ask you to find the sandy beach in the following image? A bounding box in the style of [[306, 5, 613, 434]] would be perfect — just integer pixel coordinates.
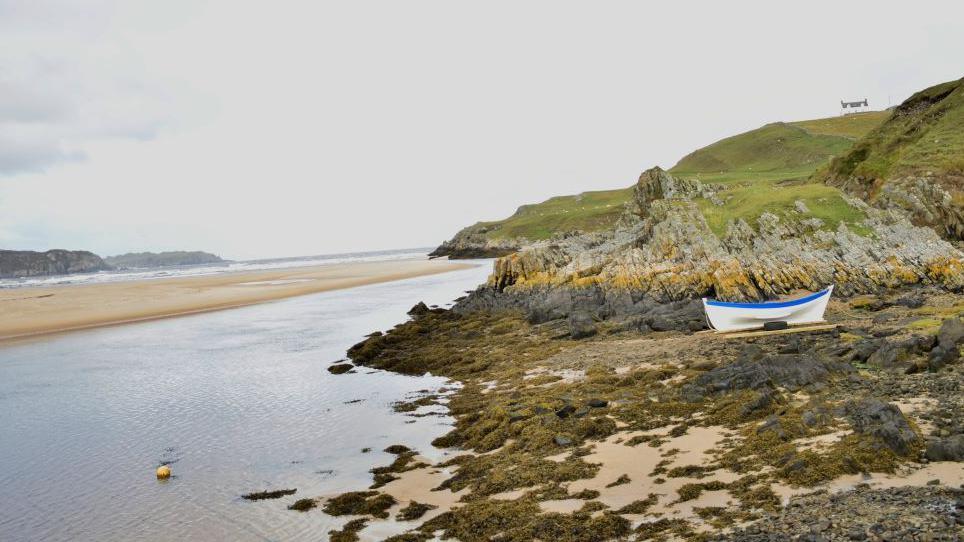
[[0, 258, 473, 341]]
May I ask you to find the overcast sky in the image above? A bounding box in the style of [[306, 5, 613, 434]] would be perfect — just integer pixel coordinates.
[[0, 1, 961, 260]]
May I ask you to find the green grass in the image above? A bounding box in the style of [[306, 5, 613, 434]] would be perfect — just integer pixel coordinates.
[[671, 122, 856, 176], [694, 180, 869, 237], [459, 111, 888, 243], [479, 187, 632, 241], [668, 114, 886, 238], [790, 111, 890, 140], [823, 77, 964, 180]]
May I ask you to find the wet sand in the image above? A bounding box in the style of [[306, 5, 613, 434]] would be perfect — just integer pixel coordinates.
[[0, 259, 473, 341]]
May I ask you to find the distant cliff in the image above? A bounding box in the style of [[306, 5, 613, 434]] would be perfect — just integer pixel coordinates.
[[0, 250, 109, 279], [103, 251, 224, 269]]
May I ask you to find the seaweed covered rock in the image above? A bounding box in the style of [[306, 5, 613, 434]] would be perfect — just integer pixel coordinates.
[[924, 434, 964, 461], [681, 346, 853, 402], [241, 488, 296, 500], [328, 363, 355, 374], [323, 491, 397, 519], [407, 302, 430, 316], [842, 399, 920, 456]]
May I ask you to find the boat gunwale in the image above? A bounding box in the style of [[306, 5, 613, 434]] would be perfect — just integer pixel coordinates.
[[702, 287, 831, 309]]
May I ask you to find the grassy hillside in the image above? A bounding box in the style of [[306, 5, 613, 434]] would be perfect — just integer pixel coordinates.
[[672, 112, 889, 236], [476, 187, 632, 241], [790, 111, 890, 139], [671, 122, 854, 178], [449, 112, 888, 244], [822, 78, 964, 181]]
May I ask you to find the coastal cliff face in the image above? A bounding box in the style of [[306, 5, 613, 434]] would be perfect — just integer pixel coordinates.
[[432, 111, 890, 261], [0, 249, 109, 279], [103, 251, 224, 269], [822, 77, 964, 241], [456, 167, 964, 330]]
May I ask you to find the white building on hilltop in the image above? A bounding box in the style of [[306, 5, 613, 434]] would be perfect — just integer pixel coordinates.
[[840, 98, 870, 115]]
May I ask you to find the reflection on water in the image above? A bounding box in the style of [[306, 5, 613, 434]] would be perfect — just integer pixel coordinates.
[[0, 262, 489, 542]]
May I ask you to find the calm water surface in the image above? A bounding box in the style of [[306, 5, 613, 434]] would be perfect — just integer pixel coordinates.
[[0, 262, 490, 542]]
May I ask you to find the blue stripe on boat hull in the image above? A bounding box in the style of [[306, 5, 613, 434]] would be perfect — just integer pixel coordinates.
[[704, 288, 831, 309]]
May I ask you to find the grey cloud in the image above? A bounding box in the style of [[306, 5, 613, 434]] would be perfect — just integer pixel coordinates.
[[0, 131, 85, 175]]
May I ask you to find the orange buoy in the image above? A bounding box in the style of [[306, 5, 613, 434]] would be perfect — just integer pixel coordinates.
[[156, 465, 171, 479]]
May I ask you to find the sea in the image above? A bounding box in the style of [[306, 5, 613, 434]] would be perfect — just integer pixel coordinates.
[[0, 251, 491, 541], [0, 248, 434, 289]]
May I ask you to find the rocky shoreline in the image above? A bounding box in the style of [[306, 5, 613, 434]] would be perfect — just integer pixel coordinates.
[[297, 283, 964, 541], [302, 78, 964, 541]]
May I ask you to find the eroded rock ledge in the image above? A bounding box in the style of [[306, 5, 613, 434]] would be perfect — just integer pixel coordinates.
[[472, 168, 964, 323]]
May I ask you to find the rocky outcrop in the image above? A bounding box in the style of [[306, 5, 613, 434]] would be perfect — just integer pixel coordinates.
[[0, 249, 110, 279], [842, 398, 920, 456], [103, 251, 223, 269], [454, 167, 964, 328], [429, 224, 523, 259], [823, 77, 964, 241], [489, 168, 964, 298]]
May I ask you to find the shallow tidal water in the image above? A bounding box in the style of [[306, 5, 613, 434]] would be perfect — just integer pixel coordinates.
[[0, 261, 490, 542]]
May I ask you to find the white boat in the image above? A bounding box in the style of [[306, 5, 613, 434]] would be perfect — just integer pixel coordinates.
[[702, 286, 833, 332]]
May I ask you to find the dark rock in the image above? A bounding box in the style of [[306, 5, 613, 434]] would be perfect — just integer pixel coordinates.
[[894, 294, 925, 309], [843, 399, 919, 455], [327, 363, 354, 374], [778, 336, 801, 354], [681, 349, 852, 401], [407, 302, 430, 316], [587, 398, 608, 408], [867, 335, 936, 371], [573, 406, 591, 418], [554, 435, 573, 446], [568, 311, 597, 339], [456, 284, 707, 332], [849, 338, 884, 363], [936, 317, 964, 349], [555, 405, 576, 418], [928, 346, 957, 371], [924, 435, 964, 461]]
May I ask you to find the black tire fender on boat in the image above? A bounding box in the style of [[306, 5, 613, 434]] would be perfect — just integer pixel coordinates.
[[763, 321, 789, 331]]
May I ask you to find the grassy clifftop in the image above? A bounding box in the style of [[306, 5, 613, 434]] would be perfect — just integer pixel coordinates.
[[669, 112, 889, 237], [437, 112, 887, 251], [819, 77, 964, 240], [823, 78, 964, 181], [472, 188, 633, 241]]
